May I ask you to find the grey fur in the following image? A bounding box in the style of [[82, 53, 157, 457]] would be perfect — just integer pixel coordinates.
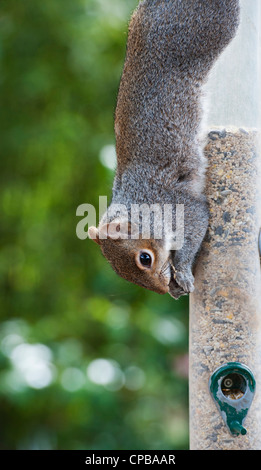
[[89, 0, 240, 299]]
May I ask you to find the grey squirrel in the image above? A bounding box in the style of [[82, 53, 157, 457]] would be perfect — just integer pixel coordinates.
[[88, 0, 240, 299]]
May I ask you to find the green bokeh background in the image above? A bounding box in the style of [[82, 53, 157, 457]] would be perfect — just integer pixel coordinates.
[[0, 0, 189, 450]]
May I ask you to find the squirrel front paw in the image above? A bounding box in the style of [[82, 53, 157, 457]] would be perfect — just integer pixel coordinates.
[[168, 281, 187, 300], [175, 270, 195, 294], [168, 269, 187, 299]]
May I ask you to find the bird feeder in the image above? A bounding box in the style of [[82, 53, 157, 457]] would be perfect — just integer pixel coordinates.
[[189, 0, 261, 450]]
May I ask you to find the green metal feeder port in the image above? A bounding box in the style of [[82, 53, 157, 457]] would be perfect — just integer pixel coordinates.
[[209, 362, 256, 437]]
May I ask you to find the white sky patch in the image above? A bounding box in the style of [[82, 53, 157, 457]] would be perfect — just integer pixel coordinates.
[[151, 318, 186, 345], [87, 358, 124, 391], [99, 145, 117, 170], [10, 343, 55, 389], [1, 334, 24, 356]]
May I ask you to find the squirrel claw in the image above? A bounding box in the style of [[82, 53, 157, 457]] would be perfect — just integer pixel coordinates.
[[168, 271, 187, 299], [169, 287, 188, 300]]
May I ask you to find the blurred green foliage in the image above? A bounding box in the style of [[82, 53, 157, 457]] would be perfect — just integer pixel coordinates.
[[0, 0, 189, 450]]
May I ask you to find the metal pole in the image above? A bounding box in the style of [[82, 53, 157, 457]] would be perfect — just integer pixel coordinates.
[[189, 128, 261, 449]]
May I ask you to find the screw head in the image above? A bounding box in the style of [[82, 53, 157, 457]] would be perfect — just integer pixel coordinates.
[[224, 377, 233, 388]]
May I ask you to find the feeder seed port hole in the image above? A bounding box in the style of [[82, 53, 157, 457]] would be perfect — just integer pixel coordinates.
[[221, 373, 247, 400]]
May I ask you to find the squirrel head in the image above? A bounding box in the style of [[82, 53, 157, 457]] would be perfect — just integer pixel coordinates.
[[88, 219, 175, 295]]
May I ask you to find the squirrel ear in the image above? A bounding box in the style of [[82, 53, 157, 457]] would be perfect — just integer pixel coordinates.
[[99, 219, 135, 240], [88, 226, 101, 245]]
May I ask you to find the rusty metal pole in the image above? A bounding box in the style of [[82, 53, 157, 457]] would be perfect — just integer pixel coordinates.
[[189, 1, 261, 450]]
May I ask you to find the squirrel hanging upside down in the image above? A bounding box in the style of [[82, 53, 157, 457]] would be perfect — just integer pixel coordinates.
[[88, 0, 240, 299]]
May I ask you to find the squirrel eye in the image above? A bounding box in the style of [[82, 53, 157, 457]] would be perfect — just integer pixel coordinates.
[[140, 252, 152, 267], [135, 249, 155, 270]]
